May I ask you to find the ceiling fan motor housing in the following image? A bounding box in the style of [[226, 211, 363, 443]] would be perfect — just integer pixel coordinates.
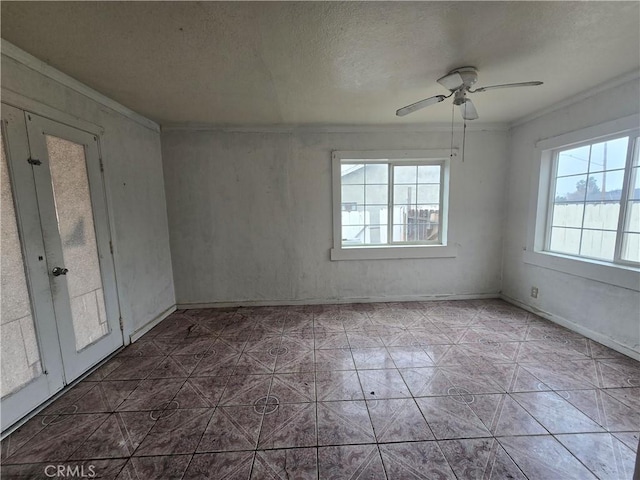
[[451, 66, 478, 90], [453, 90, 467, 106]]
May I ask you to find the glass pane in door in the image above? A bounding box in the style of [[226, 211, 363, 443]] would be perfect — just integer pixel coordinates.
[[45, 135, 109, 351], [0, 130, 43, 397]]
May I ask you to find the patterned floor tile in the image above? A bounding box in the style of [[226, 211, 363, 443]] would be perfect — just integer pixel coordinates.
[[5, 413, 109, 464], [197, 405, 263, 452], [387, 346, 435, 368], [218, 375, 272, 406], [357, 368, 411, 400], [511, 391, 605, 434], [184, 451, 254, 479], [133, 407, 214, 456], [269, 373, 315, 403], [498, 435, 598, 479], [315, 370, 364, 401], [69, 411, 157, 459], [251, 448, 317, 479], [415, 396, 491, 440], [439, 438, 526, 479], [555, 432, 637, 480], [116, 454, 191, 479], [366, 398, 433, 442], [465, 394, 546, 436], [3, 299, 638, 480], [380, 441, 456, 479], [314, 349, 355, 370], [346, 332, 384, 349], [318, 444, 386, 479], [399, 367, 455, 397], [351, 348, 396, 370], [257, 402, 316, 449], [115, 378, 184, 412], [317, 401, 374, 445]]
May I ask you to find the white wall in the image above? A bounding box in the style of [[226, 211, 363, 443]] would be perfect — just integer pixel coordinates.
[[1, 54, 176, 340], [503, 77, 640, 357], [162, 127, 508, 306]]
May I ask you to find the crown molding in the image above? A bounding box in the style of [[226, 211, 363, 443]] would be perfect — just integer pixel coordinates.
[[1, 39, 160, 133], [510, 70, 640, 129], [160, 121, 509, 134]]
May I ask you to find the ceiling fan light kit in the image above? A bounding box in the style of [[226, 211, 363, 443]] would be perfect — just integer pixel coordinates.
[[396, 66, 543, 120]]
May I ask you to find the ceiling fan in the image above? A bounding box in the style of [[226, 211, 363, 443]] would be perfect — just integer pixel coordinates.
[[396, 66, 543, 120]]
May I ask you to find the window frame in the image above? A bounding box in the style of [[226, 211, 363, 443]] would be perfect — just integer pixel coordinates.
[[525, 114, 640, 291], [544, 131, 639, 266], [331, 149, 457, 261]]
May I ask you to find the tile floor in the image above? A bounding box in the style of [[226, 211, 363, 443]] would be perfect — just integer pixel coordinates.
[[2, 299, 639, 479]]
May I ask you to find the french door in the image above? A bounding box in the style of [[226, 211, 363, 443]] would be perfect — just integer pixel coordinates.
[[1, 104, 122, 431]]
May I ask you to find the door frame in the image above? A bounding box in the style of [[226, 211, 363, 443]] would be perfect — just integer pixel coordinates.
[[25, 113, 124, 380], [1, 93, 125, 434], [1, 104, 65, 431]]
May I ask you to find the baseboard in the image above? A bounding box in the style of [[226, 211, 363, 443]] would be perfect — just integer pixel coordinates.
[[501, 294, 640, 361], [129, 304, 177, 343], [177, 293, 501, 310]]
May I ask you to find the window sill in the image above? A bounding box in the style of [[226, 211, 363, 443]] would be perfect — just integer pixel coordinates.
[[523, 249, 640, 291], [330, 244, 458, 261]]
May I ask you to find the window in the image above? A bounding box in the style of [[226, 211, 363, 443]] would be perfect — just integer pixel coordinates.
[[545, 132, 639, 265], [331, 150, 456, 261]]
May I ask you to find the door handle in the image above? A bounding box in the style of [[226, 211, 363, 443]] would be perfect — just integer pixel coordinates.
[[51, 267, 69, 276]]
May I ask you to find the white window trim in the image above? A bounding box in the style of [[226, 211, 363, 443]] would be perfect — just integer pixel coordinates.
[[525, 114, 640, 291], [331, 149, 457, 261]]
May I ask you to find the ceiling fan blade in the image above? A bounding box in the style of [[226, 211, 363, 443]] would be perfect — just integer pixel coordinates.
[[459, 99, 479, 120], [437, 72, 464, 91], [472, 81, 543, 93], [396, 95, 446, 117]]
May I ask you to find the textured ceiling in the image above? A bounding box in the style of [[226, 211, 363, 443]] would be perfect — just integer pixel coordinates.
[[1, 1, 639, 126]]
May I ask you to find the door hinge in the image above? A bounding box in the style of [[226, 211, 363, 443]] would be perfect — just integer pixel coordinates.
[[27, 158, 42, 166], [99, 158, 104, 172], [109, 241, 114, 254], [118, 317, 124, 331]]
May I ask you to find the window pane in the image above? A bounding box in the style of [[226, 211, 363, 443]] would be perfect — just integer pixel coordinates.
[[365, 184, 387, 204], [394, 165, 417, 184], [417, 185, 440, 204], [626, 201, 640, 233], [391, 203, 440, 242], [590, 137, 628, 171], [621, 232, 640, 262], [418, 165, 440, 183], [362, 225, 386, 245], [342, 184, 364, 204], [339, 157, 445, 247], [582, 203, 620, 230], [551, 203, 584, 228], [554, 174, 587, 202], [629, 167, 640, 200], [46, 135, 109, 351], [557, 146, 590, 177], [580, 229, 616, 261], [586, 170, 624, 201], [341, 164, 365, 184], [364, 164, 388, 183], [342, 225, 365, 244], [394, 185, 416, 205], [549, 227, 581, 255]]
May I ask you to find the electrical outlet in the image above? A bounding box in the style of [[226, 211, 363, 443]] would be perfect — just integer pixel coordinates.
[[531, 286, 539, 298]]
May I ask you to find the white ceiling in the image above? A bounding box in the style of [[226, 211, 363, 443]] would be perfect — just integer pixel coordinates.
[[1, 1, 639, 126]]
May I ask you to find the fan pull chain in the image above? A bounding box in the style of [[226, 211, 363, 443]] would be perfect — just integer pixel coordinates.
[[462, 102, 467, 163], [462, 118, 467, 163], [450, 102, 455, 161]]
